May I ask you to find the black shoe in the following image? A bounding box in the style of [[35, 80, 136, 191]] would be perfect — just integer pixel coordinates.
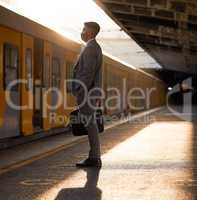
[[76, 158, 102, 168]]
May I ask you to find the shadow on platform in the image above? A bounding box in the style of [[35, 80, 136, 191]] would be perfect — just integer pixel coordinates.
[[55, 168, 102, 200]]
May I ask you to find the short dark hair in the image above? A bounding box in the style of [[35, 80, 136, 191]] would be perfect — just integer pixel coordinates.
[[84, 22, 100, 37]]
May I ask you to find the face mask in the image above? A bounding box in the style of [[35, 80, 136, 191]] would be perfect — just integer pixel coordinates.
[[81, 32, 86, 42], [81, 27, 91, 42]]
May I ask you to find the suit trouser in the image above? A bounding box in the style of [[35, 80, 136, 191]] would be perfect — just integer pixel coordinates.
[[77, 96, 101, 159]]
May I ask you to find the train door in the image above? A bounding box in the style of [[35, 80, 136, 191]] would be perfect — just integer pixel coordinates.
[[57, 49, 66, 128], [103, 62, 108, 115], [51, 55, 61, 128], [114, 68, 120, 115], [65, 51, 77, 114], [43, 41, 52, 130], [105, 63, 112, 115], [21, 34, 34, 135], [122, 67, 129, 115], [33, 38, 44, 130], [119, 67, 126, 115], [133, 70, 141, 112], [51, 46, 67, 128], [0, 27, 21, 139], [128, 68, 135, 113], [140, 73, 146, 111], [147, 76, 154, 110]]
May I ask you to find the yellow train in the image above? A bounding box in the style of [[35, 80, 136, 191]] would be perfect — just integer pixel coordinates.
[[0, 6, 166, 140]]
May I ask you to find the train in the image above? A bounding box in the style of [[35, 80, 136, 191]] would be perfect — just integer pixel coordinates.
[[0, 6, 166, 141]]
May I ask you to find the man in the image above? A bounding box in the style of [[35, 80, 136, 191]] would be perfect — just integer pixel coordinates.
[[72, 22, 103, 168]]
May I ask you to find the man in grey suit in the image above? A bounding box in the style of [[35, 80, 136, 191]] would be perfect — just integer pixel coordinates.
[[72, 22, 103, 168]]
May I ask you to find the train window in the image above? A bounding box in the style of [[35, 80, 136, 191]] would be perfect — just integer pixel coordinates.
[[3, 43, 19, 91], [43, 55, 50, 88], [25, 48, 33, 90], [52, 57, 61, 88]]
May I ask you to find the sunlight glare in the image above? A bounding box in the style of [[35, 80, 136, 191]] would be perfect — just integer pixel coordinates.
[[0, 0, 119, 40]]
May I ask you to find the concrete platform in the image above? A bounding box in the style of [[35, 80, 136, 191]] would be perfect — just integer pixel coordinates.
[[0, 107, 162, 173], [0, 107, 197, 199]]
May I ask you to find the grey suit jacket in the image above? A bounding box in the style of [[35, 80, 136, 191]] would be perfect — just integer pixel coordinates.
[[72, 39, 103, 100]]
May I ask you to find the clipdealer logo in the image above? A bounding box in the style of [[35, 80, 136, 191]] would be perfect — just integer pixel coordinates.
[[166, 77, 193, 122]]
